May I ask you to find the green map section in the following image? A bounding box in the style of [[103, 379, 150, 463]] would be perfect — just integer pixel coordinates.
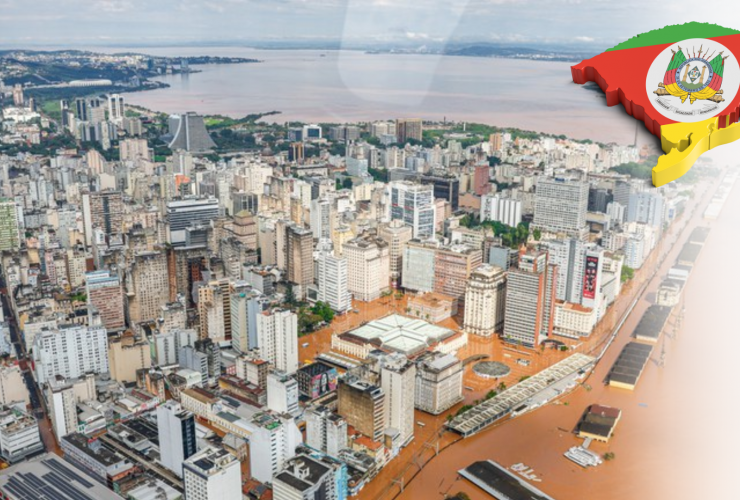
[[607, 22, 740, 52]]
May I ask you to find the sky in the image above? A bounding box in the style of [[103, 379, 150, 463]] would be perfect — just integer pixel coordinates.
[[1, 0, 740, 49]]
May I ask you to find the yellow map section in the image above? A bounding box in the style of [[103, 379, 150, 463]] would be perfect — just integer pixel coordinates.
[[654, 117, 740, 186]]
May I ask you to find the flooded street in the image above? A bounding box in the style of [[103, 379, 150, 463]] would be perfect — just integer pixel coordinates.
[[387, 171, 739, 500]]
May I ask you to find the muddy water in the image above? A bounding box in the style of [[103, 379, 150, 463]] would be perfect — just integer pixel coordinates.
[[396, 173, 740, 500]]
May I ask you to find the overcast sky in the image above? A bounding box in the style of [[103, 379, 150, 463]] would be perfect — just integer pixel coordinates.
[[0, 0, 739, 49]]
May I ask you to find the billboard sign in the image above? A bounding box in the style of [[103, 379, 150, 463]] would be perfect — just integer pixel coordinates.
[[583, 255, 599, 300]]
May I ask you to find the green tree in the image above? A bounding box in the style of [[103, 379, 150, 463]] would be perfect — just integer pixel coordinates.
[[621, 266, 635, 283], [603, 452, 616, 461], [342, 178, 354, 190], [533, 228, 542, 241], [285, 283, 297, 306], [311, 301, 335, 324]]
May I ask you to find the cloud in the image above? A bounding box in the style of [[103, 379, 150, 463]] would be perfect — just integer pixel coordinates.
[[575, 36, 595, 42]]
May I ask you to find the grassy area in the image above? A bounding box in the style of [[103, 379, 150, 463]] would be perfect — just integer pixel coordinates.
[[41, 100, 62, 120]]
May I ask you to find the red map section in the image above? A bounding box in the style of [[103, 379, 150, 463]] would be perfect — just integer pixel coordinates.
[[571, 35, 740, 136]]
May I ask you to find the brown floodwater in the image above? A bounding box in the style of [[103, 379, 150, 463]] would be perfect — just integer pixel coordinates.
[[391, 170, 740, 500]]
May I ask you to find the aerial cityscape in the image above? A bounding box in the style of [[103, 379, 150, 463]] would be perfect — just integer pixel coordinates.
[[0, 4, 738, 500]]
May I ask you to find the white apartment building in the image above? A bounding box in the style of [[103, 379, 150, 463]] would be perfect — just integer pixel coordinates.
[[153, 328, 198, 367], [305, 404, 348, 458], [248, 412, 303, 484], [414, 353, 464, 415], [267, 371, 300, 416], [378, 353, 416, 447], [343, 236, 389, 302], [183, 447, 242, 500], [257, 309, 299, 374], [157, 400, 197, 478], [316, 244, 352, 313], [0, 405, 43, 463], [33, 324, 109, 385], [480, 193, 522, 227]]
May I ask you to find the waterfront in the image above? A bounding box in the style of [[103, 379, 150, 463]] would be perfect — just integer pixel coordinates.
[[96, 46, 656, 146], [392, 164, 740, 500]]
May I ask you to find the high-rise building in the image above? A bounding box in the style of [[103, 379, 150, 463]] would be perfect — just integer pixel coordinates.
[[480, 194, 522, 228], [533, 177, 589, 237], [128, 251, 169, 324], [82, 191, 124, 243], [257, 309, 299, 374], [247, 412, 302, 484], [627, 191, 664, 230], [273, 455, 340, 500], [337, 375, 385, 442], [45, 378, 78, 439], [433, 243, 483, 308], [546, 239, 604, 309], [153, 328, 197, 366], [396, 118, 423, 143], [0, 200, 19, 252], [305, 404, 348, 458], [316, 243, 352, 314], [502, 249, 557, 347], [390, 181, 436, 239], [379, 220, 413, 289], [377, 353, 416, 446], [157, 400, 197, 478], [420, 173, 460, 211], [287, 225, 314, 294], [414, 353, 464, 415], [33, 324, 109, 385], [119, 138, 150, 162], [166, 198, 220, 247], [12, 84, 24, 107], [158, 302, 188, 335], [108, 332, 151, 383], [310, 197, 333, 240], [183, 447, 241, 500], [107, 94, 125, 122], [168, 112, 217, 152], [463, 264, 507, 337], [85, 270, 125, 332], [401, 240, 437, 292], [343, 235, 390, 302]]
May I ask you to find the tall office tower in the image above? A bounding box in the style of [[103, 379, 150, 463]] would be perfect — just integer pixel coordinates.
[[433, 243, 483, 308], [257, 309, 299, 374], [230, 284, 250, 353], [489, 132, 503, 152], [166, 198, 220, 247], [12, 84, 24, 106], [316, 243, 352, 314], [588, 187, 613, 213], [546, 239, 605, 308], [168, 112, 217, 152], [420, 172, 460, 211], [612, 179, 633, 212], [378, 353, 416, 447], [480, 193, 523, 228], [0, 199, 19, 251], [273, 455, 340, 500], [305, 404, 348, 458], [107, 94, 125, 121], [248, 413, 303, 484], [231, 210, 257, 249], [74, 97, 88, 121], [390, 181, 436, 239], [33, 324, 109, 385], [396, 118, 423, 143], [502, 249, 557, 347], [401, 240, 437, 292], [627, 191, 665, 230], [128, 250, 169, 324], [533, 177, 590, 237], [337, 374, 385, 442], [157, 400, 197, 478], [88, 97, 105, 124], [310, 197, 333, 239], [82, 190, 124, 241], [343, 235, 390, 302], [183, 447, 241, 500], [287, 225, 314, 294], [85, 270, 125, 332], [414, 352, 464, 415], [379, 220, 413, 289], [267, 370, 300, 415], [463, 264, 507, 337]]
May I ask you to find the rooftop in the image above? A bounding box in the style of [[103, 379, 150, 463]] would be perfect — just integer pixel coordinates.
[[345, 314, 456, 356], [0, 453, 122, 500]]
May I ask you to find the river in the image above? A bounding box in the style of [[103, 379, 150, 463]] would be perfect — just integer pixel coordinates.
[[97, 46, 655, 145]]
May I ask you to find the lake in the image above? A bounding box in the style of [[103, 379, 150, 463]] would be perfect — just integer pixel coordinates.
[[103, 46, 655, 146]]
